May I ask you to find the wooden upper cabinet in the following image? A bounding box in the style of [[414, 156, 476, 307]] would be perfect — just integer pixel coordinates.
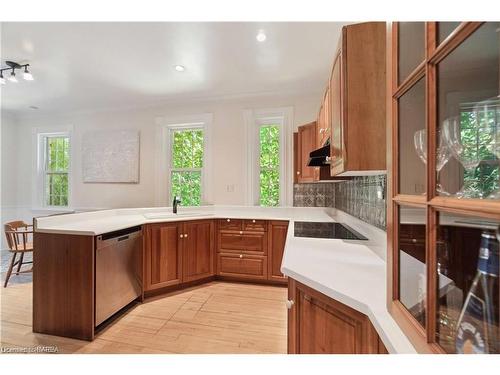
[[146, 222, 183, 290], [297, 121, 318, 183], [182, 220, 214, 283], [330, 50, 343, 174], [329, 22, 387, 177], [317, 87, 331, 148], [268, 220, 289, 283]]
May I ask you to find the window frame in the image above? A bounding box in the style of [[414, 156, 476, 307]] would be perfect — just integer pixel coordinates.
[[155, 114, 213, 207], [244, 107, 293, 207], [169, 125, 205, 206], [33, 125, 73, 211]]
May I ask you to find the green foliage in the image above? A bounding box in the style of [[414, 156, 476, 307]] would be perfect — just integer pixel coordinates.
[[460, 109, 499, 197], [259, 125, 280, 206], [171, 129, 204, 206], [172, 129, 203, 168], [46, 137, 69, 206]]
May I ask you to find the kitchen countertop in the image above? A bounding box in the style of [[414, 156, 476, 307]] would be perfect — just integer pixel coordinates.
[[34, 205, 416, 353]]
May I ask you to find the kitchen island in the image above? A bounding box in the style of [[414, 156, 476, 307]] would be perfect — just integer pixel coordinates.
[[33, 206, 416, 353]]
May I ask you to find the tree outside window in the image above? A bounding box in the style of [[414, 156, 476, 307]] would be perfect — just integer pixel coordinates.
[[460, 106, 499, 197], [259, 125, 280, 206]]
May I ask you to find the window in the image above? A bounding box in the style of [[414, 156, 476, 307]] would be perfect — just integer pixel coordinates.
[[244, 107, 292, 207], [259, 125, 280, 206], [170, 127, 204, 206], [39, 133, 70, 207]]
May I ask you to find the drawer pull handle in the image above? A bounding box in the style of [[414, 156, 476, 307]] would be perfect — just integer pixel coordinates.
[[239, 254, 243, 259], [285, 300, 295, 309], [411, 238, 417, 243], [252, 220, 256, 223], [239, 231, 243, 235], [227, 219, 231, 222]]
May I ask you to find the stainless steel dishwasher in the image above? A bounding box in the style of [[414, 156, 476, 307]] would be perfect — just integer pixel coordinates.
[[95, 225, 143, 326]]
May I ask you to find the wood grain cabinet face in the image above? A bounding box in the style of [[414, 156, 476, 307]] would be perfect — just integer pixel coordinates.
[[146, 223, 183, 290], [330, 22, 386, 176], [218, 219, 243, 231], [297, 122, 317, 183], [268, 221, 289, 282], [217, 253, 268, 280], [182, 220, 214, 283], [288, 279, 382, 354], [218, 231, 267, 255]]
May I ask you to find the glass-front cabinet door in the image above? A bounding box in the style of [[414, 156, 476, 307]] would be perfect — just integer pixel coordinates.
[[436, 22, 500, 200], [390, 22, 500, 354]]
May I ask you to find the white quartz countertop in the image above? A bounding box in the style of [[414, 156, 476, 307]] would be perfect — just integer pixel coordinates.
[[34, 205, 416, 353]]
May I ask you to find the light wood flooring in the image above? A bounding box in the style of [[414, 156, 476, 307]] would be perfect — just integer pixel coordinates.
[[0, 281, 288, 354]]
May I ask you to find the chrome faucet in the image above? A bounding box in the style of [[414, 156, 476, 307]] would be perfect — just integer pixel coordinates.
[[173, 196, 181, 214]]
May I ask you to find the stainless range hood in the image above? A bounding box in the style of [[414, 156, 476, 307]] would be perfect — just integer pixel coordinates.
[[307, 142, 330, 167]]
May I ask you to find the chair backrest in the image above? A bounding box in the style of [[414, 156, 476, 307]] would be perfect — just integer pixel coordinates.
[[4, 221, 31, 251]]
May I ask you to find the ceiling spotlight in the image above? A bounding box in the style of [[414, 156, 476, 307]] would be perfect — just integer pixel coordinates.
[[0, 72, 5, 85], [256, 30, 266, 42], [23, 66, 34, 81], [8, 70, 18, 83], [174, 65, 185, 72]]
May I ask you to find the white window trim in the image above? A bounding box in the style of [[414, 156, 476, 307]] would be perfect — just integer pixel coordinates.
[[244, 107, 294, 206], [32, 125, 74, 211], [154, 113, 213, 207]]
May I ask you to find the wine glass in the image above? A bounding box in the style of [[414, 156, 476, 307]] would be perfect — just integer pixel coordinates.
[[442, 116, 484, 199], [413, 129, 452, 195]]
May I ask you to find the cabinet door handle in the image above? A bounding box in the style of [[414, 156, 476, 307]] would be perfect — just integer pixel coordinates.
[[184, 234, 188, 238], [411, 238, 417, 243], [296, 171, 300, 175], [239, 231, 243, 235], [285, 300, 295, 309], [239, 254, 243, 259], [180, 234, 184, 239]]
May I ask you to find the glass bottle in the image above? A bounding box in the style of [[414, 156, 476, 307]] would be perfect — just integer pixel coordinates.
[[455, 230, 499, 354]]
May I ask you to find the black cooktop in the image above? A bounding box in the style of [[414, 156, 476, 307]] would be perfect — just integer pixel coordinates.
[[294, 221, 368, 240]]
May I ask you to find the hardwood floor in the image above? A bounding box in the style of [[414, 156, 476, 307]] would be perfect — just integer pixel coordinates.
[[0, 281, 287, 354]]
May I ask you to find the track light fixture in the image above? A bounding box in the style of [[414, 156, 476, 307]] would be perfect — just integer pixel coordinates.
[[0, 61, 34, 84]]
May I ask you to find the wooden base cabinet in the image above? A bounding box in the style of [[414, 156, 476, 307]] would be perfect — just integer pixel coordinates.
[[268, 221, 289, 283], [216, 218, 288, 284], [144, 220, 215, 291], [287, 279, 388, 354]]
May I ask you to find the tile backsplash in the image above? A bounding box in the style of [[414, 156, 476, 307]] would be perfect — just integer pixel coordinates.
[[293, 175, 387, 230], [293, 183, 334, 208]]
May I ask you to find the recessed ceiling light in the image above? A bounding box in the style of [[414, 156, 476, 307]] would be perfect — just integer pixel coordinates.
[[256, 30, 266, 42], [174, 65, 185, 72]]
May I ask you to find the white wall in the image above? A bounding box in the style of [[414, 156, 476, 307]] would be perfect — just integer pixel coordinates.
[[1, 93, 319, 234]]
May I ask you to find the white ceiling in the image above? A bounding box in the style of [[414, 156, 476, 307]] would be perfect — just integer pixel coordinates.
[[1, 22, 347, 116]]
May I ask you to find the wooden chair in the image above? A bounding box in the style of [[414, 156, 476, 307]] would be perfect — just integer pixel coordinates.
[[3, 221, 34, 287]]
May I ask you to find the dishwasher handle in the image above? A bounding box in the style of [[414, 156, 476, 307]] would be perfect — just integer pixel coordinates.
[[96, 225, 142, 249]]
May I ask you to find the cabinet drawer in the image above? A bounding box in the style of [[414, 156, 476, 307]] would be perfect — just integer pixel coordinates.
[[243, 219, 267, 232], [217, 253, 267, 279], [218, 231, 267, 254], [218, 219, 243, 231]]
